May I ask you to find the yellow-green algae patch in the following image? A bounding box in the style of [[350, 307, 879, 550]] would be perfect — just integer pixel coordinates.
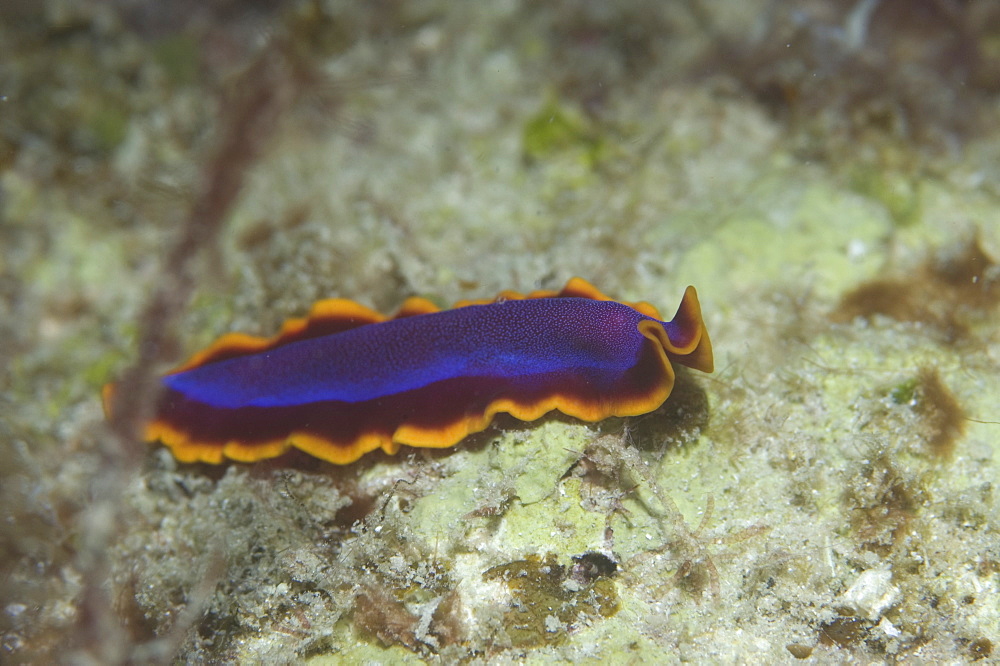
[[522, 98, 608, 169], [677, 181, 889, 306], [402, 421, 586, 542], [498, 476, 608, 558]]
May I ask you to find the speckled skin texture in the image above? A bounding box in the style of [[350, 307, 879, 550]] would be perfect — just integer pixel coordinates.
[[168, 299, 681, 406]]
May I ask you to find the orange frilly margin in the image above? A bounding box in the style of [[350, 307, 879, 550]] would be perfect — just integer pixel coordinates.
[[103, 278, 712, 465]]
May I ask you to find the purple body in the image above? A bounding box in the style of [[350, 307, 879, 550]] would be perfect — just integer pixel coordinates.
[[164, 298, 687, 409]]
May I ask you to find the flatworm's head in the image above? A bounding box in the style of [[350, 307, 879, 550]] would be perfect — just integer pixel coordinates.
[[103, 278, 712, 465]]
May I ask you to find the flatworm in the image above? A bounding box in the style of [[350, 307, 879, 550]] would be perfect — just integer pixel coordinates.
[[102, 278, 713, 465]]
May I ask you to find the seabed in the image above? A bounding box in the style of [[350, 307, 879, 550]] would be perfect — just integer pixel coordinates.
[[2, 1, 999, 662]]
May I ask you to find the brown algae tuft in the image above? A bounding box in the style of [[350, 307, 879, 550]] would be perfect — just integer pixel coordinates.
[[834, 236, 1000, 342], [482, 552, 620, 647]]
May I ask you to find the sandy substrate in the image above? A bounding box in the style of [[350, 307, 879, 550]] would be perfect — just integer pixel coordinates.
[[2, 1, 998, 662]]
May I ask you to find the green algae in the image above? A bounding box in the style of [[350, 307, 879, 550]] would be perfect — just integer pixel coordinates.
[[848, 163, 923, 228], [888, 377, 920, 405], [81, 96, 130, 154], [522, 99, 605, 168], [152, 33, 201, 88]]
